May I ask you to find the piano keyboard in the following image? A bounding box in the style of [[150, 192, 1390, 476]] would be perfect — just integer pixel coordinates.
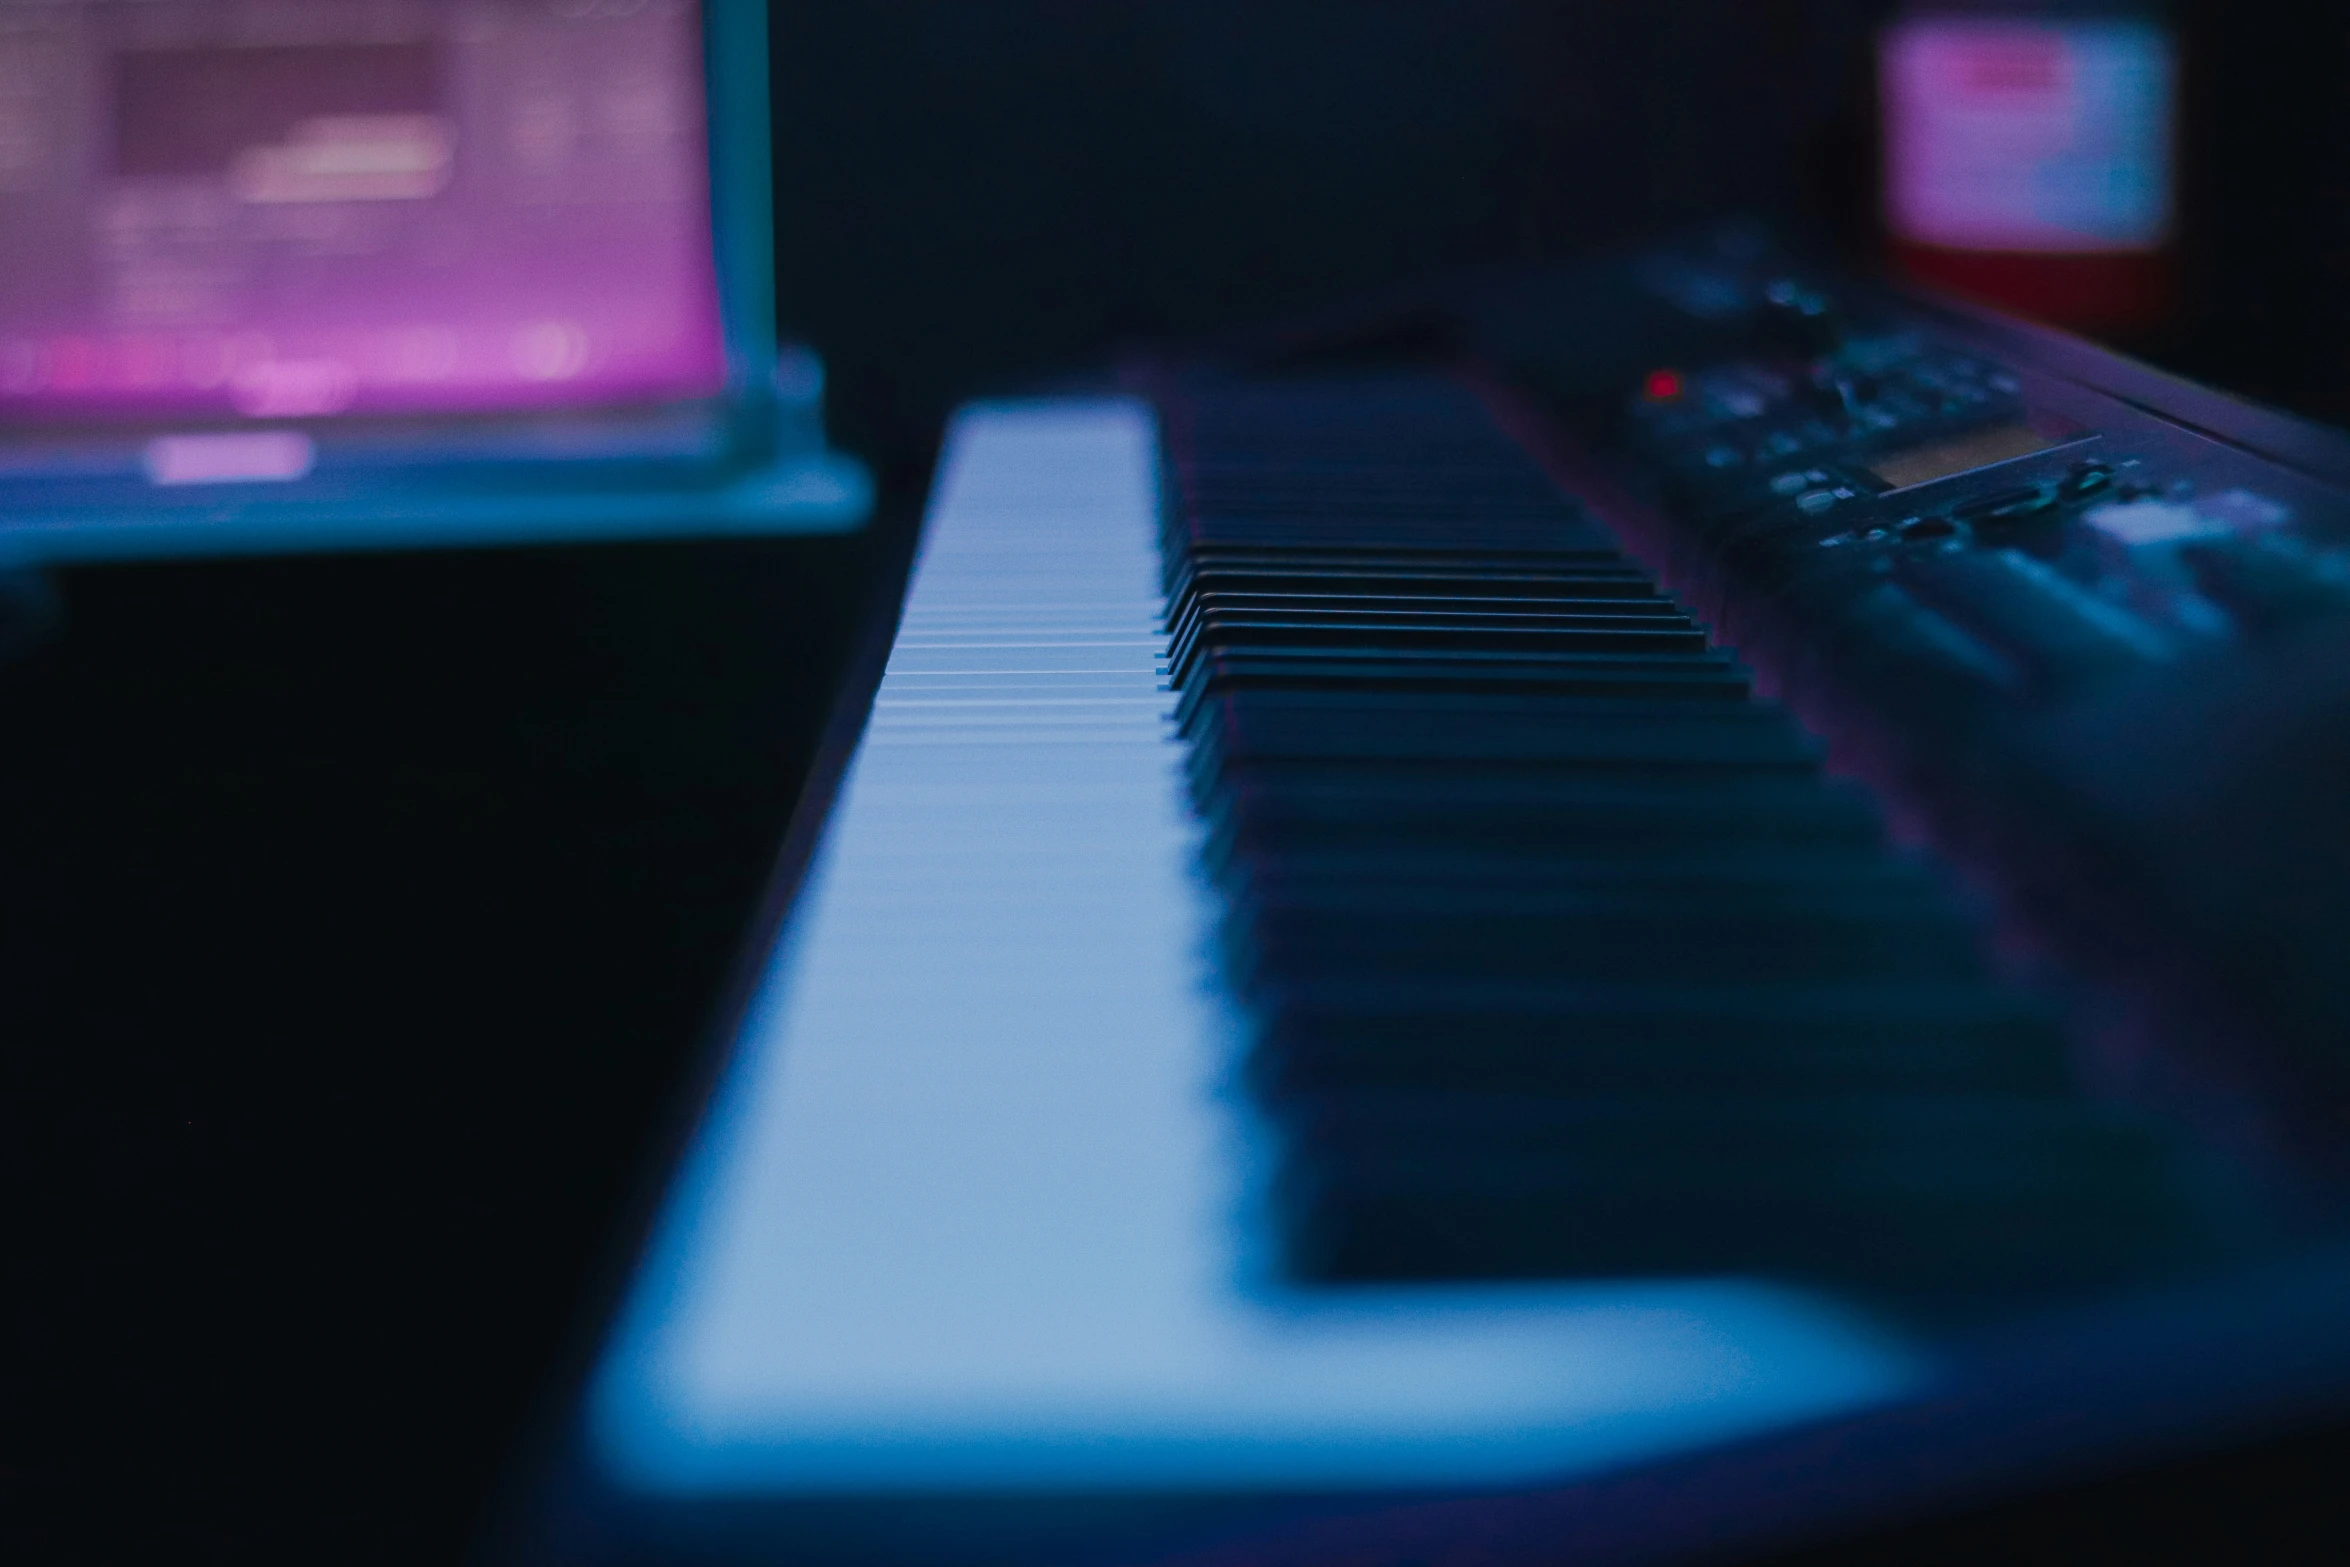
[[584, 398, 1917, 1500], [1155, 372, 2214, 1305], [548, 234, 2350, 1564]]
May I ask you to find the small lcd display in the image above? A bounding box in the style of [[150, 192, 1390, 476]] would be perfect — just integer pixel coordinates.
[[1868, 422, 2061, 491], [0, 0, 725, 423]]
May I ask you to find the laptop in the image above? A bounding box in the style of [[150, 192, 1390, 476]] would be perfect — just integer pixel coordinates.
[[0, 0, 866, 563]]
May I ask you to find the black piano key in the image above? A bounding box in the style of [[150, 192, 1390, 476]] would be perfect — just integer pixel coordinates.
[[1225, 909, 1989, 989], [1188, 693, 1821, 770], [1279, 1093, 2201, 1291], [1166, 559, 1658, 597], [1250, 986, 2077, 1098], [1171, 654, 1753, 716], [1204, 768, 1887, 843]]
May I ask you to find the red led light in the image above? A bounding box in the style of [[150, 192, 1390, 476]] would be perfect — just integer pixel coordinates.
[[1643, 369, 1684, 402]]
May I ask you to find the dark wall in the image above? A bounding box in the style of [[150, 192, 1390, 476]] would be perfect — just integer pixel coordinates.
[[768, 0, 1885, 465], [2169, 3, 2350, 419], [0, 521, 918, 1565], [766, 0, 2350, 471]]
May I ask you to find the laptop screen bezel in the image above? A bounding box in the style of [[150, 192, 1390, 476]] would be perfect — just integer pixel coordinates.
[[701, 0, 782, 468]]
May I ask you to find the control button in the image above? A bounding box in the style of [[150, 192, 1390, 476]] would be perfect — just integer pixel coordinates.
[[1769, 468, 1828, 496], [2085, 499, 2210, 548], [1806, 366, 1860, 417], [1954, 480, 2060, 525], [1763, 277, 1846, 358], [2200, 488, 2291, 531], [1820, 523, 1899, 550], [1796, 488, 1841, 515], [2062, 461, 2115, 499], [2175, 533, 2350, 635], [1898, 515, 1962, 541]]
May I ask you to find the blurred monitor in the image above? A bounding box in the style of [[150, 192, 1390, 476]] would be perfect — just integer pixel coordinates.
[[0, 1, 867, 562], [0, 0, 726, 426], [1880, 11, 2176, 332]]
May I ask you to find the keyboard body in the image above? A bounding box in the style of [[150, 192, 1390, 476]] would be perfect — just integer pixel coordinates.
[[518, 236, 2350, 1565]]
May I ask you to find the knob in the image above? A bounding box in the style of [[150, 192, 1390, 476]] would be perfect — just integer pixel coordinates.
[[1763, 277, 1847, 359]]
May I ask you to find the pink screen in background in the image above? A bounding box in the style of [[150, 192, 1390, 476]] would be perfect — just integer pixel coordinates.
[[0, 0, 727, 424], [1882, 17, 2175, 255]]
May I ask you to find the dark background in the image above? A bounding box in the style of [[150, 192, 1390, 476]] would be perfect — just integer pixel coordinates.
[[773, 0, 2350, 481], [8, 2, 2350, 1561]]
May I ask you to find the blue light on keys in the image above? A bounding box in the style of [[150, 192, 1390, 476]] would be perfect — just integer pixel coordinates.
[[586, 399, 1922, 1494]]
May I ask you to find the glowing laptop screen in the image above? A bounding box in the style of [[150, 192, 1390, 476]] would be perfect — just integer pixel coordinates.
[[0, 0, 726, 424]]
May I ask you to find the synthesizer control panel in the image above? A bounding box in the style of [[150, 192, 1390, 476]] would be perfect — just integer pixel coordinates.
[[1433, 232, 2350, 1192], [1612, 282, 2342, 705]]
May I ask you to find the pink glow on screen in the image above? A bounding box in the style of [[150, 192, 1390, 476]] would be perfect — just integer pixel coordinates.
[[0, 0, 726, 423], [1882, 17, 2174, 254]]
